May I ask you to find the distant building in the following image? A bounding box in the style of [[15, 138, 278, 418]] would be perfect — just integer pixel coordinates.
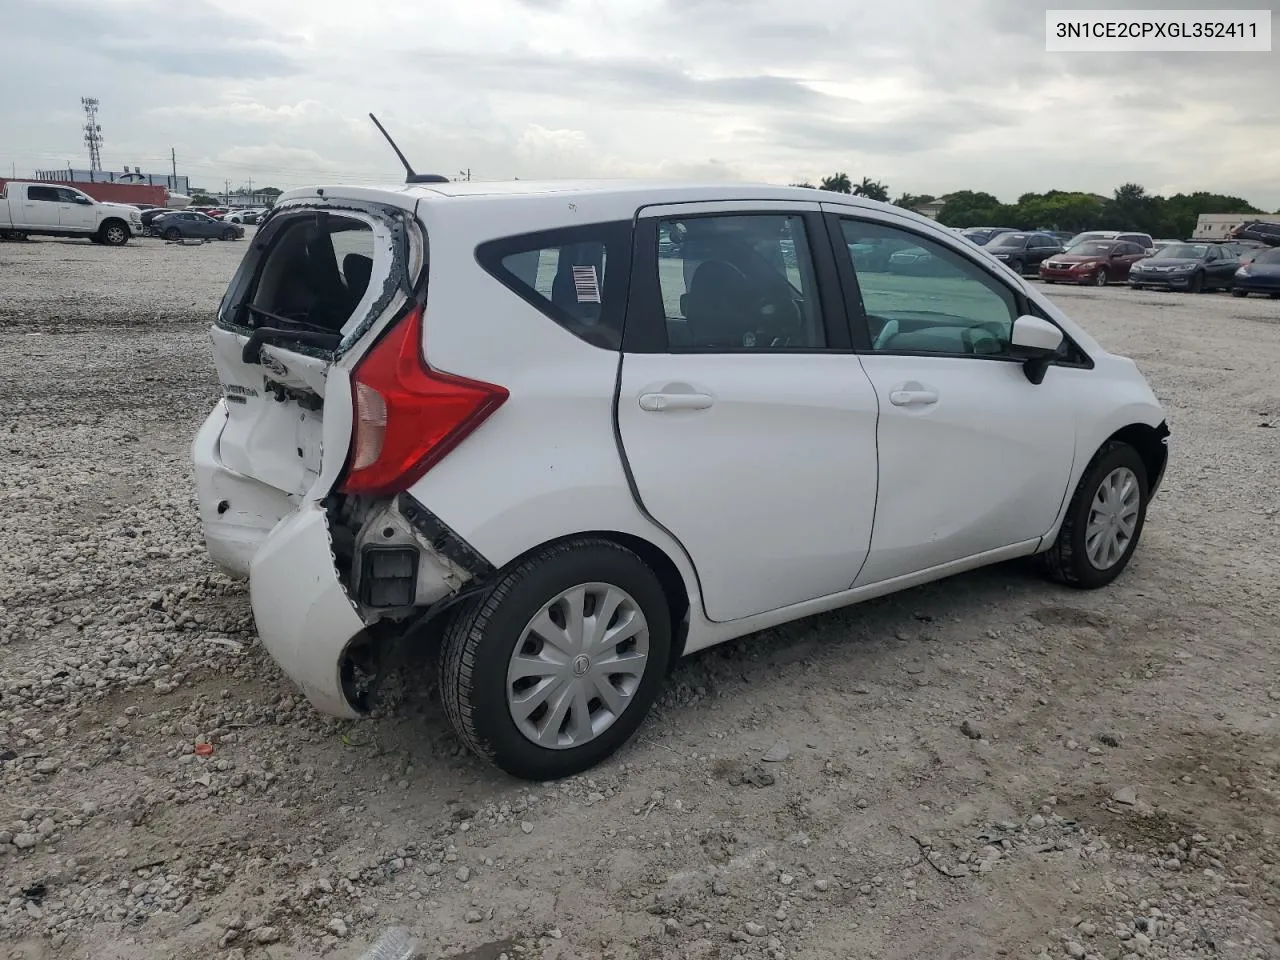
[[35, 167, 190, 195], [1193, 213, 1280, 239], [223, 190, 279, 209], [913, 199, 946, 220]]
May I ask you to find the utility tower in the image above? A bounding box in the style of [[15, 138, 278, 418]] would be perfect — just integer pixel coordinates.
[[81, 97, 104, 172]]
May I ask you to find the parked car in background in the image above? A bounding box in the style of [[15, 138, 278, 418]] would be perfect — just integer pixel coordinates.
[[1127, 242, 1238, 293], [158, 211, 244, 241], [961, 226, 1020, 246], [1067, 231, 1155, 254], [141, 208, 181, 235], [224, 208, 266, 225], [1229, 220, 1280, 247], [1039, 240, 1147, 286], [983, 231, 1064, 276], [1231, 247, 1280, 298], [191, 179, 1169, 780], [0, 181, 142, 245]]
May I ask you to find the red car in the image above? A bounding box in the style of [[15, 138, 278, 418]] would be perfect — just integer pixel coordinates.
[[1038, 239, 1147, 286]]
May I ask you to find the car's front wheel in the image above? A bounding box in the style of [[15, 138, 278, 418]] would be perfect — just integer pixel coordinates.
[[1040, 441, 1149, 589], [1231, 289, 1248, 298], [1093, 268, 1108, 286], [439, 538, 672, 780]]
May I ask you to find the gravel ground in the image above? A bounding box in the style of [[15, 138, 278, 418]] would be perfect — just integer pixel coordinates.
[[1, 233, 1278, 960]]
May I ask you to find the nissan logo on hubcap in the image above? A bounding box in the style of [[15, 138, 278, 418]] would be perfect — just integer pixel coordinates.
[[572, 655, 590, 677]]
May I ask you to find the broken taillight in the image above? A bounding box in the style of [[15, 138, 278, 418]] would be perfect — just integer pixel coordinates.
[[341, 306, 507, 498]]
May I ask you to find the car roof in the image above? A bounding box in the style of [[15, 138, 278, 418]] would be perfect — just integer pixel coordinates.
[[278, 179, 913, 218]]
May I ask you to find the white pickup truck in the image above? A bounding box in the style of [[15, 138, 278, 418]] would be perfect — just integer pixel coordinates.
[[0, 181, 143, 245]]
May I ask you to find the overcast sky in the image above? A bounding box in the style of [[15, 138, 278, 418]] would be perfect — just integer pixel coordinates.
[[1, 0, 1276, 208]]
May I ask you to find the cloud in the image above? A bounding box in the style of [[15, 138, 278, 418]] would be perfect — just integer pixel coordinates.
[[0, 0, 299, 77], [0, 0, 1276, 209]]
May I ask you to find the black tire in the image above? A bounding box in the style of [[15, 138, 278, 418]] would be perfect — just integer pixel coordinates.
[[1040, 441, 1149, 589], [1232, 288, 1247, 298], [1093, 268, 1108, 287], [438, 538, 673, 780], [99, 220, 129, 246], [163, 227, 181, 241], [1043, 279, 1056, 284], [221, 228, 236, 241], [1189, 271, 1204, 293], [1009, 259, 1024, 276]]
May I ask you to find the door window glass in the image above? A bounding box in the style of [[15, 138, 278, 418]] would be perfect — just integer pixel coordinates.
[[656, 214, 824, 350], [839, 219, 1018, 356]]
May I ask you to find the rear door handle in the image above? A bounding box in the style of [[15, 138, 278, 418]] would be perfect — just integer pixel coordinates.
[[639, 392, 714, 412], [889, 387, 939, 407]]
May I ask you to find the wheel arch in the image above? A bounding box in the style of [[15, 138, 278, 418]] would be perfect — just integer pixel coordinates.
[[1106, 420, 1170, 496], [495, 529, 693, 667]]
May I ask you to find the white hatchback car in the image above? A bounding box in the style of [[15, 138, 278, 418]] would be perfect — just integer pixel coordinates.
[[193, 180, 1169, 780]]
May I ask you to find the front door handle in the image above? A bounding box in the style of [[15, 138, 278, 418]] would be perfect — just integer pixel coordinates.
[[639, 392, 714, 412], [889, 386, 939, 407]]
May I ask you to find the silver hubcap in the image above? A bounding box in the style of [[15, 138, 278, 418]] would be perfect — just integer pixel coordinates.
[[1085, 467, 1141, 570], [1095, 270, 1106, 285], [507, 582, 650, 750], [108, 227, 124, 242]]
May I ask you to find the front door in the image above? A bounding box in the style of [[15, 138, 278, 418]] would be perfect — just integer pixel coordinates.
[[55, 187, 97, 230], [828, 208, 1078, 586], [616, 201, 880, 622]]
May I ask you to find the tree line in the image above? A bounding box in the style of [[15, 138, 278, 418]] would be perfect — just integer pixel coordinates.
[[796, 173, 1269, 240]]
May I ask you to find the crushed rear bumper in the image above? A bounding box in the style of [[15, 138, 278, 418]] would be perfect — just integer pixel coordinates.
[[248, 503, 367, 719]]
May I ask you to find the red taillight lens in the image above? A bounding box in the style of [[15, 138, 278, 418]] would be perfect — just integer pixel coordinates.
[[341, 306, 507, 497]]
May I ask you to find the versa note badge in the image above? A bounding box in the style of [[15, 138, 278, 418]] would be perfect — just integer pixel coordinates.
[[261, 354, 288, 377]]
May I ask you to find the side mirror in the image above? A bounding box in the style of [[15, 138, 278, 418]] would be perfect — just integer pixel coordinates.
[[1009, 315, 1064, 385]]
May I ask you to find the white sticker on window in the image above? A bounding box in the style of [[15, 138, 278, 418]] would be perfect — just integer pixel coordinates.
[[571, 264, 601, 303]]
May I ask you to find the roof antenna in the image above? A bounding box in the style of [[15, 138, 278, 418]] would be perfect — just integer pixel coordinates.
[[368, 113, 449, 184]]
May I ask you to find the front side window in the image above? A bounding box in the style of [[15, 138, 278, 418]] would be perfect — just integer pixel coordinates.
[[655, 214, 824, 350], [477, 221, 630, 350], [840, 219, 1018, 356]]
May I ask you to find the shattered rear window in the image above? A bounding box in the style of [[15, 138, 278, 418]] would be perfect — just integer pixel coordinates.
[[217, 203, 415, 358]]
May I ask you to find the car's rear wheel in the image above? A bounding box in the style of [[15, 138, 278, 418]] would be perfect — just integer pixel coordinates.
[[438, 538, 672, 780], [1231, 288, 1247, 298], [1093, 268, 1108, 286], [163, 227, 180, 241], [1040, 441, 1149, 589]]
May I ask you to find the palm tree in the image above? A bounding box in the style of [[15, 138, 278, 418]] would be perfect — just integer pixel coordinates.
[[819, 173, 852, 194]]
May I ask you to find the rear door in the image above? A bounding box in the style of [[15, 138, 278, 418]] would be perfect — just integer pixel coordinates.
[[22, 185, 61, 228], [616, 200, 880, 623], [208, 201, 423, 501]]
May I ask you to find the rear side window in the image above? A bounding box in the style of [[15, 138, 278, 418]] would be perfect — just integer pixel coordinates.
[[477, 221, 632, 350], [27, 186, 60, 202]]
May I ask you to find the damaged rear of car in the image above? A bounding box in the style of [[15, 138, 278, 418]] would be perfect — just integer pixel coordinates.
[[192, 189, 504, 717]]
